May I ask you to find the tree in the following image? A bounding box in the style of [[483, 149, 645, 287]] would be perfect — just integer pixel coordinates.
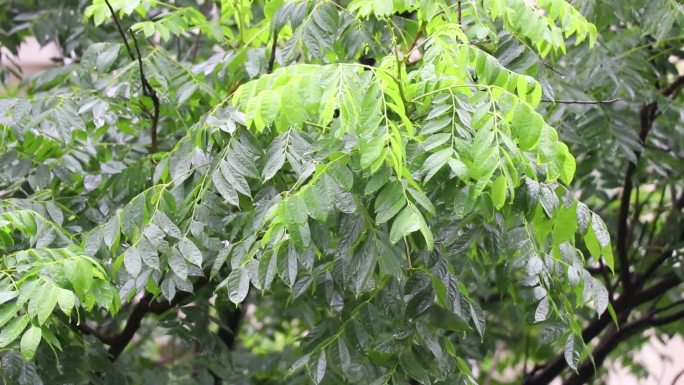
[[0, 0, 681, 384]]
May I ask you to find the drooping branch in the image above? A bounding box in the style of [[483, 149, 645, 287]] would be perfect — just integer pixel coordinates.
[[103, 0, 160, 153]]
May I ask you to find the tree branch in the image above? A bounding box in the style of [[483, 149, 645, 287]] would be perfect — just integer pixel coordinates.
[[102, 0, 159, 153], [614, 75, 684, 295], [404, 21, 423, 65], [457, 1, 462, 26], [563, 307, 684, 385], [540, 98, 622, 105], [522, 273, 682, 385], [635, 249, 675, 288], [106, 276, 209, 360], [107, 293, 154, 360], [129, 29, 160, 153], [215, 298, 245, 350], [103, 0, 135, 61], [267, 29, 278, 74], [71, 320, 117, 345]]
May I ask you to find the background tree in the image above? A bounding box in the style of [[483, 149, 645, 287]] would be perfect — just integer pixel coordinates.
[[0, 1, 682, 385]]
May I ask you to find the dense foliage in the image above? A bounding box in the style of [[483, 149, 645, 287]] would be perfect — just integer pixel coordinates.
[[0, 1, 682, 384]]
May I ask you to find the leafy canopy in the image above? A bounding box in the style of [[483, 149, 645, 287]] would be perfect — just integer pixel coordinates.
[[0, 0, 648, 384]]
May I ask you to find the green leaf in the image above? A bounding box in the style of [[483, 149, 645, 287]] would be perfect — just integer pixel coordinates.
[[311, 350, 327, 384], [45, 201, 63, 225], [279, 242, 299, 287], [221, 162, 251, 198], [263, 138, 287, 181], [375, 182, 403, 213], [56, 288, 75, 316], [376, 195, 406, 224], [422, 148, 452, 182], [0, 304, 19, 330], [329, 163, 354, 191], [226, 267, 250, 304], [470, 128, 498, 182], [534, 297, 550, 322], [312, 2, 338, 32], [360, 135, 386, 170], [592, 278, 609, 316], [576, 202, 590, 233], [564, 334, 582, 371], [491, 175, 507, 210], [103, 214, 120, 248], [151, 212, 178, 239], [139, 237, 160, 270], [213, 171, 240, 207], [421, 133, 451, 151], [0, 314, 29, 347], [408, 188, 436, 215], [414, 206, 434, 250], [389, 206, 420, 244], [0, 291, 18, 306], [20, 326, 41, 361], [258, 251, 278, 291], [511, 103, 543, 151], [591, 213, 611, 248], [304, 182, 333, 221], [470, 302, 485, 338], [28, 283, 58, 325], [124, 246, 142, 277], [169, 247, 188, 280], [259, 90, 281, 125], [179, 237, 203, 267], [540, 186, 559, 218]]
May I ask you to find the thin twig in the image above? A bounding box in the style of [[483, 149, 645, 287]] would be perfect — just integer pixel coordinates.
[[540, 98, 622, 105], [404, 21, 423, 64], [458, 1, 462, 26], [103, 0, 135, 61], [102, 0, 160, 153], [267, 29, 279, 74], [543, 62, 566, 77], [129, 29, 160, 153]]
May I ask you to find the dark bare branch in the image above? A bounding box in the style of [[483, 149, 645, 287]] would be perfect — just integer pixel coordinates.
[[129, 29, 160, 153], [523, 273, 682, 385], [267, 29, 278, 74], [563, 307, 684, 385], [103, 0, 135, 61], [540, 98, 622, 105]]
